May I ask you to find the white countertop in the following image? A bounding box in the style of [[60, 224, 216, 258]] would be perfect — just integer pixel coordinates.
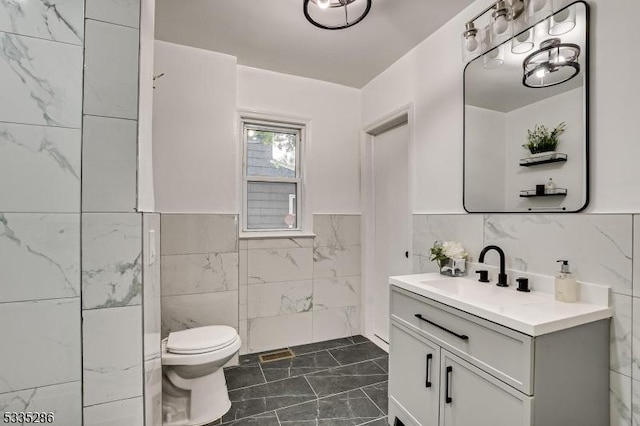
[[390, 273, 613, 336]]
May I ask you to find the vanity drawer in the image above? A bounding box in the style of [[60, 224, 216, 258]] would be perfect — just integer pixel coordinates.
[[391, 286, 533, 394]]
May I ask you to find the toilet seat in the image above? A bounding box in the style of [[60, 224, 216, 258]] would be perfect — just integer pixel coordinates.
[[167, 325, 238, 355], [162, 326, 241, 367]]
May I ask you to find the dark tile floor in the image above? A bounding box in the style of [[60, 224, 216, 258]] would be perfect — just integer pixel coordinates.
[[209, 335, 389, 425]]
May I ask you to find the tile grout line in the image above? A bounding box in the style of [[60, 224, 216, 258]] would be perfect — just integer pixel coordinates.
[[274, 410, 283, 426], [326, 349, 343, 366], [303, 374, 318, 398], [258, 360, 268, 385], [359, 383, 387, 418], [357, 417, 388, 426]]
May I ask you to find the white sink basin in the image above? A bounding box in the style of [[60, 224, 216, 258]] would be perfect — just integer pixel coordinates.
[[419, 277, 535, 308]]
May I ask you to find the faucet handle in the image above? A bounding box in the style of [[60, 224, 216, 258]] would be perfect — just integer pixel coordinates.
[[516, 277, 530, 292], [476, 270, 490, 283]]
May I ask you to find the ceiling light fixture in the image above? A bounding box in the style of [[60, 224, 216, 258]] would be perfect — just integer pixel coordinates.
[[522, 38, 581, 88], [303, 0, 372, 30]]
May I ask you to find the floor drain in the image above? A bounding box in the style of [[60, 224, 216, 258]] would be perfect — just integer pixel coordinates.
[[259, 349, 295, 363]]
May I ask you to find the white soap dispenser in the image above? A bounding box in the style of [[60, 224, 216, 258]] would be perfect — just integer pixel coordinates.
[[555, 260, 577, 303]]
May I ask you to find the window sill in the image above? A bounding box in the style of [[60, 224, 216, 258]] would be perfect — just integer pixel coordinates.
[[239, 231, 316, 240]]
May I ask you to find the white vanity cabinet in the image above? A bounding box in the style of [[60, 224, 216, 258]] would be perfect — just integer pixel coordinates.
[[389, 285, 610, 426]]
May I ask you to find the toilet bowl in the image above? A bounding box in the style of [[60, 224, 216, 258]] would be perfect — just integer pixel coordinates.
[[162, 325, 241, 426]]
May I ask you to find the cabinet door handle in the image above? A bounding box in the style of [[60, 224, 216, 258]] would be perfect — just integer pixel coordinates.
[[414, 314, 469, 341], [425, 353, 433, 388], [445, 366, 453, 404]]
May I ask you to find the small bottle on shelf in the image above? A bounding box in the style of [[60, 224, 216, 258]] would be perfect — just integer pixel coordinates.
[[545, 178, 556, 194]]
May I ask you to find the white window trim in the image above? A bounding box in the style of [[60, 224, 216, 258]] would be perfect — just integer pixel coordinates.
[[238, 110, 313, 238]]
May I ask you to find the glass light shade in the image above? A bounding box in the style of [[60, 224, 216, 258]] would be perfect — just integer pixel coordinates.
[[523, 38, 581, 87], [549, 5, 576, 35], [526, 0, 552, 26], [512, 28, 534, 54], [483, 45, 504, 69]]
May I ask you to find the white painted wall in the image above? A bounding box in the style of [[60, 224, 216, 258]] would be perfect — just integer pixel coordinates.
[[153, 41, 238, 213], [238, 66, 362, 214], [152, 46, 361, 215], [138, 0, 156, 212], [362, 0, 640, 213], [464, 105, 506, 211]]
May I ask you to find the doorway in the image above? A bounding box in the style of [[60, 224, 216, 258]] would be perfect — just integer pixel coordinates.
[[363, 108, 412, 346]]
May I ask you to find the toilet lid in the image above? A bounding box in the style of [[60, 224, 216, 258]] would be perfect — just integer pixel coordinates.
[[166, 325, 238, 355]]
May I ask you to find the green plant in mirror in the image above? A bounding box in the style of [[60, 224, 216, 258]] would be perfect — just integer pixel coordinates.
[[522, 121, 566, 154]]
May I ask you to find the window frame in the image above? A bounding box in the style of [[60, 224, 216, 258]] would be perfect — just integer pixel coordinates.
[[240, 117, 305, 234]]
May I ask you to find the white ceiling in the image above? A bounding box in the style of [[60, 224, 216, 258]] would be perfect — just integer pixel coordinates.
[[154, 0, 475, 88]]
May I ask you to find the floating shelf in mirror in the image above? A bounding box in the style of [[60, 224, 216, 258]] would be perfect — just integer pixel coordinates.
[[519, 188, 567, 197], [463, 1, 589, 213], [519, 152, 568, 167]]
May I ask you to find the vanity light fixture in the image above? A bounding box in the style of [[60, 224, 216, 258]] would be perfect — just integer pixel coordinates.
[[523, 38, 581, 88], [303, 0, 372, 30], [462, 0, 525, 61]]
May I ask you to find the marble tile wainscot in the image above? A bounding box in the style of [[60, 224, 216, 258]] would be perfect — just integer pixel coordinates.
[[312, 214, 362, 342], [160, 214, 239, 338]]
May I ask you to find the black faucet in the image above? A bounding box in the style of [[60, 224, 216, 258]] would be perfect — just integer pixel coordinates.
[[478, 245, 508, 287]]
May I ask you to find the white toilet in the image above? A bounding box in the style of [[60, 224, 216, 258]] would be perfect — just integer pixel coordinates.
[[161, 325, 241, 426]]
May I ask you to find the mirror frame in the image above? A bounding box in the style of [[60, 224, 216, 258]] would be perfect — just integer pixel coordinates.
[[462, 0, 590, 213]]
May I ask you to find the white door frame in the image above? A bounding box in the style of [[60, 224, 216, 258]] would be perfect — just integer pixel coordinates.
[[360, 103, 415, 350]]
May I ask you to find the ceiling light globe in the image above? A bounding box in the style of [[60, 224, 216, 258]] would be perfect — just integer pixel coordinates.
[[317, 0, 330, 9]]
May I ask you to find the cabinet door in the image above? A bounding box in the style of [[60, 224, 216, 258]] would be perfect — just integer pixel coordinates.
[[440, 351, 532, 426], [389, 321, 440, 426]]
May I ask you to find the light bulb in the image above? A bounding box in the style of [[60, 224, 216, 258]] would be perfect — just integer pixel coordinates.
[[317, 0, 330, 9], [466, 35, 478, 52], [554, 55, 566, 64], [536, 68, 548, 78], [531, 0, 546, 12], [494, 15, 508, 34]]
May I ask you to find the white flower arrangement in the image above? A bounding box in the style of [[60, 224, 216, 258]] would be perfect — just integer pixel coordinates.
[[430, 241, 469, 264]]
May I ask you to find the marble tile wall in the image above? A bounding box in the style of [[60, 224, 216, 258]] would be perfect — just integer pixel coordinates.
[[413, 213, 639, 426], [143, 213, 162, 426], [81, 3, 145, 425], [1, 2, 149, 425], [162, 214, 362, 355], [238, 215, 362, 354], [312, 215, 362, 342], [242, 237, 314, 353], [161, 214, 239, 337], [0, 1, 84, 423], [81, 213, 143, 421]]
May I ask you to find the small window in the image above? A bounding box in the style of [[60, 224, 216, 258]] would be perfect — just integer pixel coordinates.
[[242, 120, 303, 232]]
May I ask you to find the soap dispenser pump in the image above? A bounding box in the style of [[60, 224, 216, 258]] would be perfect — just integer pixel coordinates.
[[555, 260, 577, 303]]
